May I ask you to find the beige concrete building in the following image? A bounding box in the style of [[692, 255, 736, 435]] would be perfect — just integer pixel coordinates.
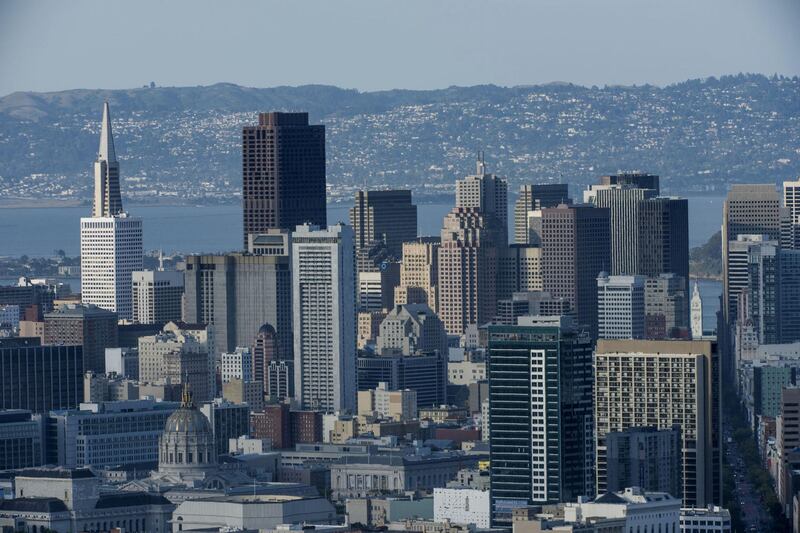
[[138, 322, 213, 402], [395, 238, 440, 312], [358, 382, 418, 421], [358, 310, 386, 349], [594, 339, 721, 508], [438, 208, 498, 336]]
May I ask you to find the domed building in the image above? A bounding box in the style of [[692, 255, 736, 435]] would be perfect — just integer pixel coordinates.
[[158, 385, 218, 481]]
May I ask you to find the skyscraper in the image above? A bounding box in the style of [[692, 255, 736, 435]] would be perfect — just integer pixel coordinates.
[[637, 197, 689, 283], [594, 339, 721, 508], [722, 185, 781, 326], [513, 184, 571, 244], [598, 172, 660, 194], [183, 252, 292, 357], [487, 316, 594, 525], [242, 112, 326, 246], [584, 184, 656, 275], [292, 224, 356, 412], [80, 103, 143, 320], [131, 270, 184, 325], [43, 303, 118, 373], [438, 208, 498, 335], [455, 157, 508, 246], [540, 204, 610, 337], [784, 179, 800, 249], [596, 273, 646, 340], [350, 190, 417, 258], [395, 237, 440, 312]]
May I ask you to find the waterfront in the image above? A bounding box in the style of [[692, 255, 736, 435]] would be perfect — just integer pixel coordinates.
[[0, 196, 723, 257]]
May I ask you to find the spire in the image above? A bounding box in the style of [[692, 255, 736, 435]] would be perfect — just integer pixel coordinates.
[[692, 281, 701, 300], [98, 101, 117, 163], [180, 382, 194, 408]]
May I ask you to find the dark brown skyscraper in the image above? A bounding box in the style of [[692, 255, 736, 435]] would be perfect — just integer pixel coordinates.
[[242, 112, 326, 246], [541, 204, 610, 337]]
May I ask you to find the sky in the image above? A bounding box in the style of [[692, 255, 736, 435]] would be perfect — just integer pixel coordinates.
[[1, 0, 799, 97]]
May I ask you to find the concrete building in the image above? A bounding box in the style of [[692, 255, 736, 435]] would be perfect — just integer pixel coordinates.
[[434, 487, 490, 528], [138, 322, 213, 403], [448, 359, 486, 386], [438, 207, 498, 336], [200, 398, 251, 457], [43, 303, 118, 373], [597, 274, 646, 340], [785, 179, 800, 249], [358, 310, 385, 349], [83, 371, 140, 403], [541, 204, 611, 337], [0, 410, 44, 470], [80, 103, 143, 321], [455, 156, 508, 244], [330, 452, 478, 500], [350, 189, 417, 258], [358, 351, 447, 408], [171, 493, 336, 531], [358, 382, 418, 421], [46, 399, 179, 468], [0, 468, 173, 533], [267, 359, 292, 401], [376, 303, 448, 357], [183, 252, 292, 357], [594, 339, 721, 508], [131, 269, 184, 324], [604, 426, 682, 497], [222, 378, 265, 411], [292, 223, 356, 412], [562, 487, 680, 531], [222, 346, 253, 383], [497, 245, 543, 301], [104, 346, 139, 379], [395, 237, 440, 312], [0, 338, 83, 413], [487, 316, 595, 525], [514, 184, 571, 245], [679, 506, 732, 532], [598, 172, 660, 193], [584, 182, 657, 275], [242, 112, 326, 246], [642, 273, 688, 340]]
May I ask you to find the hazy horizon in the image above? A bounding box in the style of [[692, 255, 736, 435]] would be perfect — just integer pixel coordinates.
[[1, 0, 798, 97]]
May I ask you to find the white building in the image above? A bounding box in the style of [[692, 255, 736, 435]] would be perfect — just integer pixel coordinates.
[[221, 347, 253, 383], [433, 487, 490, 528], [691, 281, 704, 338], [563, 487, 680, 531], [680, 506, 732, 532], [448, 360, 486, 386], [785, 179, 800, 248], [292, 224, 356, 412], [80, 103, 143, 320], [132, 269, 184, 324], [597, 273, 645, 339]]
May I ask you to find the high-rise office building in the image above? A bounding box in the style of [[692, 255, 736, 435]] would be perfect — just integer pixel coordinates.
[[221, 347, 253, 383], [0, 338, 83, 414], [784, 179, 800, 249], [596, 274, 646, 340], [513, 184, 571, 244], [0, 284, 55, 319], [80, 102, 143, 320], [691, 282, 704, 339], [637, 197, 689, 283], [357, 351, 447, 408], [598, 172, 660, 194], [594, 339, 721, 508], [183, 252, 292, 357], [242, 112, 326, 246], [496, 245, 542, 301], [0, 410, 44, 470], [395, 237, 440, 312], [438, 208, 498, 335], [131, 270, 184, 325], [584, 184, 657, 275], [747, 244, 800, 344], [644, 273, 688, 340], [541, 204, 610, 337], [726, 235, 775, 331], [43, 303, 118, 373], [487, 316, 594, 525], [455, 157, 508, 246], [722, 185, 781, 326], [350, 190, 417, 258], [292, 224, 356, 412], [252, 323, 279, 390]]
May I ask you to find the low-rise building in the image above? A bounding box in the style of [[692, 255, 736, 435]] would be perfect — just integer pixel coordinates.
[[679, 506, 732, 532], [358, 382, 418, 421], [433, 487, 490, 528], [0, 410, 44, 470]]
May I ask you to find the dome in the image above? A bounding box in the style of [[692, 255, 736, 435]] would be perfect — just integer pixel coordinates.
[[257, 323, 276, 336], [164, 407, 212, 434]]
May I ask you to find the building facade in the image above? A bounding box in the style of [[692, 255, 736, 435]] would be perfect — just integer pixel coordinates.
[[242, 112, 326, 246], [597, 274, 646, 340], [350, 189, 418, 258], [131, 269, 183, 324], [43, 303, 118, 373]]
